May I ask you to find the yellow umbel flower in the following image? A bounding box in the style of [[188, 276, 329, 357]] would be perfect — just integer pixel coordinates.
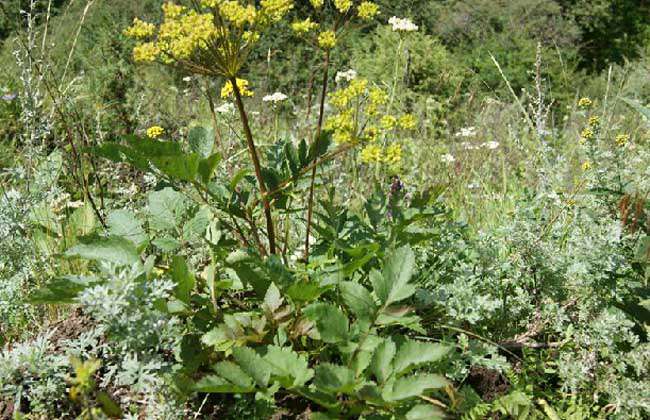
[[221, 78, 254, 98], [318, 30, 337, 49], [581, 161, 592, 171], [291, 17, 319, 34], [260, 0, 294, 23], [310, 0, 324, 8], [133, 42, 160, 62], [220, 1, 257, 27], [360, 144, 383, 163], [146, 126, 165, 138], [334, 0, 352, 13], [399, 114, 417, 130], [384, 143, 402, 165], [578, 97, 592, 109], [124, 18, 155, 39], [162, 2, 185, 18], [380, 115, 398, 130], [357, 2, 380, 20], [588, 115, 600, 128], [615, 133, 630, 147], [580, 127, 594, 141]]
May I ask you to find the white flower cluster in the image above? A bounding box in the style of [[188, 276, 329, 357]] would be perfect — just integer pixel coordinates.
[[335, 69, 357, 83], [441, 153, 456, 164], [455, 126, 477, 138], [388, 16, 418, 32], [215, 102, 235, 113], [262, 92, 288, 103]]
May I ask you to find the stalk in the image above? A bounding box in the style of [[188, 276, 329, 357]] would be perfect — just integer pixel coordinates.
[[230, 76, 277, 255]]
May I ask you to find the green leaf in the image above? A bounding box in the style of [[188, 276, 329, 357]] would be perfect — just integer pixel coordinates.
[[264, 345, 314, 388], [405, 404, 445, 420], [65, 236, 139, 266], [232, 347, 271, 387], [372, 246, 416, 306], [147, 187, 188, 231], [392, 340, 450, 376], [183, 206, 213, 240], [340, 281, 376, 319], [170, 256, 195, 305], [67, 204, 96, 237], [303, 303, 349, 344], [214, 361, 255, 391], [198, 152, 222, 184], [384, 374, 449, 401], [370, 338, 396, 384], [96, 391, 123, 418], [29, 202, 61, 236], [263, 282, 283, 313], [313, 363, 356, 395], [29, 275, 100, 304], [188, 125, 214, 158], [286, 282, 327, 302], [151, 236, 181, 251], [106, 209, 148, 249], [622, 97, 650, 125]]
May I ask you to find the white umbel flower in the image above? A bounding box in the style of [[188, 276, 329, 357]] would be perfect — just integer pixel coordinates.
[[482, 141, 500, 150], [335, 69, 357, 83], [388, 16, 418, 32], [262, 92, 288, 103], [441, 153, 456, 164], [215, 102, 236, 113]]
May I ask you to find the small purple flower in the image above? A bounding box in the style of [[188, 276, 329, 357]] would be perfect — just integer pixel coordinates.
[[1, 93, 17, 102]]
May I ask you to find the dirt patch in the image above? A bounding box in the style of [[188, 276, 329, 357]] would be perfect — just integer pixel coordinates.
[[466, 366, 510, 402], [48, 307, 92, 353]]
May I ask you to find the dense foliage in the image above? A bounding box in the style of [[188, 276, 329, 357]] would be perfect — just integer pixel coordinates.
[[1, 0, 649, 419]]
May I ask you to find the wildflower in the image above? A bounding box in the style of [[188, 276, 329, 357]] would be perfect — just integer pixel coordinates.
[[335, 69, 357, 83], [334, 0, 353, 13], [578, 97, 592, 109], [615, 133, 630, 147], [221, 78, 254, 98], [581, 161, 592, 171], [260, 0, 294, 23], [291, 17, 318, 34], [455, 126, 477, 137], [133, 42, 160, 62], [367, 87, 388, 115], [580, 127, 594, 141], [358, 2, 380, 20], [388, 16, 418, 32], [441, 153, 455, 164], [318, 30, 337, 49], [216, 102, 235, 113], [380, 115, 398, 130], [384, 143, 402, 165], [360, 144, 383, 163], [363, 126, 378, 142], [220, 2, 256, 27], [262, 92, 288, 103], [146, 126, 165, 138], [588, 115, 600, 128], [182, 76, 192, 82], [123, 18, 155, 39], [310, 0, 324, 8], [483, 141, 500, 150], [398, 114, 417, 130]]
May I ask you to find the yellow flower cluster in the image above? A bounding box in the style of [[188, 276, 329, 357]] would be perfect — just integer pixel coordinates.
[[615, 133, 630, 147], [146, 126, 165, 138], [260, 0, 294, 23], [399, 114, 417, 130], [291, 17, 319, 34], [360, 144, 382, 163], [580, 127, 594, 142], [578, 97, 592, 109], [581, 160, 592, 171], [357, 2, 380, 20], [588, 115, 600, 128], [123, 18, 155, 39], [360, 143, 402, 167], [221, 78, 254, 98], [318, 30, 337, 49], [220, 1, 257, 27], [334, 0, 352, 13], [310, 0, 324, 8]]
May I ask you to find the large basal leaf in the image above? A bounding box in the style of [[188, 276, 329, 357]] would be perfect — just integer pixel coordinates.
[[392, 340, 450, 376], [232, 347, 271, 387], [303, 303, 349, 344], [67, 204, 97, 237], [372, 246, 416, 306], [147, 187, 189, 231], [107, 209, 148, 249], [29, 275, 100, 304], [264, 345, 314, 388], [313, 363, 356, 395], [383, 374, 449, 401], [65, 236, 139, 266]]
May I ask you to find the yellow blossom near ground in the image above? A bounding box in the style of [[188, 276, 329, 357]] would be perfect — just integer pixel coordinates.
[[358, 2, 380, 20], [581, 161, 592, 171], [580, 127, 594, 141], [334, 0, 352, 13], [615, 133, 630, 147], [318, 30, 337, 49], [146, 126, 165, 138], [578, 97, 592, 109], [310, 0, 324, 8], [399, 114, 417, 130], [360, 144, 383, 163], [588, 115, 600, 128], [221, 78, 254, 98], [384, 143, 402, 166], [380, 115, 398, 130]]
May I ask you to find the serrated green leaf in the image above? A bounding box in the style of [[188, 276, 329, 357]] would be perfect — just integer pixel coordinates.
[[170, 256, 195, 305], [198, 152, 222, 183], [232, 347, 271, 387], [405, 404, 445, 420], [183, 206, 213, 240], [65, 236, 139, 265], [151, 236, 181, 251], [29, 275, 100, 304], [340, 281, 376, 319], [372, 246, 416, 306], [264, 282, 283, 313], [392, 340, 450, 376], [107, 209, 148, 249], [286, 282, 326, 302], [214, 361, 255, 390], [370, 338, 396, 384], [313, 363, 356, 394], [303, 303, 349, 344], [264, 345, 314, 388], [147, 187, 188, 231], [384, 374, 449, 401], [188, 125, 214, 158]]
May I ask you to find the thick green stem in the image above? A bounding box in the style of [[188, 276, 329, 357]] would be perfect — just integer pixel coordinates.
[[230, 76, 277, 255]]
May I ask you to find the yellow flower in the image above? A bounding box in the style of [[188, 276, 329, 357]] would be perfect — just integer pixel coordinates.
[[333, 130, 354, 143], [580, 127, 594, 141], [221, 78, 254, 98], [380, 115, 398, 130], [123, 18, 156, 39], [578, 97, 592, 109], [357, 2, 380, 20], [360, 144, 383, 163], [133, 42, 160, 62], [581, 161, 592, 171], [399, 114, 417, 130], [146, 126, 165, 138], [615, 133, 630, 147], [363, 126, 378, 142], [588, 115, 600, 128], [334, 0, 352, 13], [291, 18, 319, 34], [310, 0, 324, 8], [162, 2, 186, 18], [384, 143, 402, 165], [318, 30, 337, 49], [260, 0, 294, 23], [220, 1, 257, 27]]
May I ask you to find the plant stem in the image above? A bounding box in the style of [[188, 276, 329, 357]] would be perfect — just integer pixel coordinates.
[[304, 50, 330, 261], [230, 76, 277, 255]]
